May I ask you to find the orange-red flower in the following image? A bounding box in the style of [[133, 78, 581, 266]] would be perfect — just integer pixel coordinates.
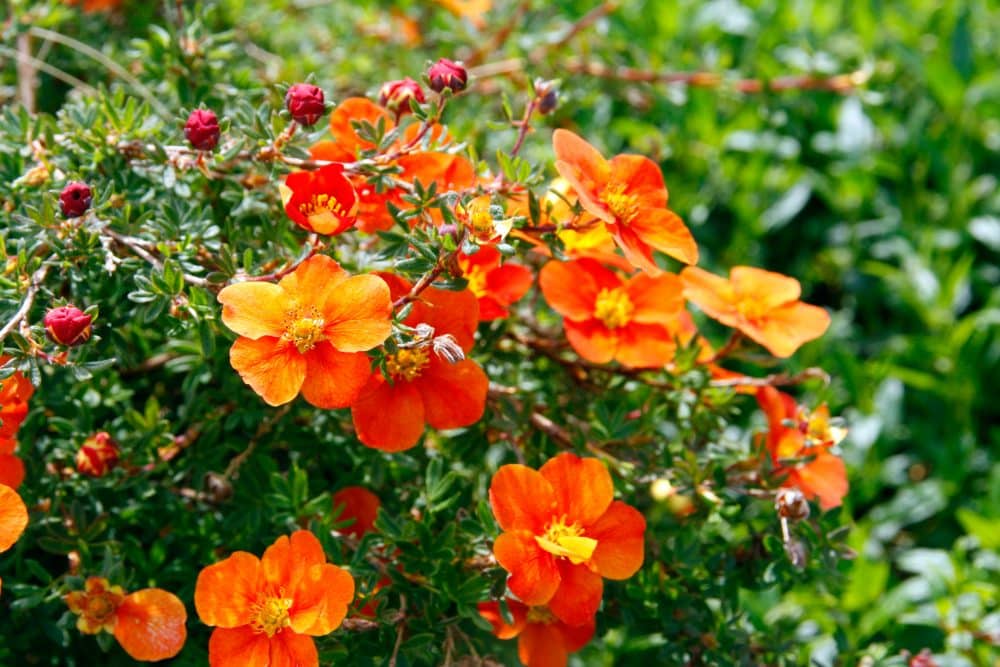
[[552, 129, 698, 273], [64, 0, 122, 11], [282, 164, 359, 235], [489, 453, 646, 626], [457, 246, 532, 321], [757, 387, 848, 510], [681, 265, 831, 358], [351, 276, 488, 451], [75, 431, 120, 477], [0, 483, 28, 594], [218, 255, 392, 409], [0, 362, 33, 489], [65, 576, 187, 661], [332, 486, 381, 539], [195, 530, 354, 667], [539, 258, 684, 368], [478, 598, 595, 667], [434, 0, 492, 28]]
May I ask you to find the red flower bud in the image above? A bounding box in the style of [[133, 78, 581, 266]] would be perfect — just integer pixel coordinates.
[[75, 432, 119, 477], [284, 83, 326, 126], [184, 108, 221, 151], [909, 650, 939, 667], [378, 78, 425, 115], [428, 58, 468, 94], [59, 182, 92, 218], [537, 89, 559, 115], [43, 306, 92, 346]]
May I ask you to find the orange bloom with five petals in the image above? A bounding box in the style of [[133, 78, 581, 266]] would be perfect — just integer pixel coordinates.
[[489, 453, 646, 626], [552, 129, 698, 274], [457, 246, 532, 321], [539, 258, 685, 368], [282, 164, 359, 235], [478, 598, 595, 667], [681, 265, 831, 358], [217, 255, 392, 409], [195, 530, 354, 667], [65, 576, 187, 661]]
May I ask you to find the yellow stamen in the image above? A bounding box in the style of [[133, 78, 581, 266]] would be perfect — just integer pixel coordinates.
[[593, 287, 634, 329], [535, 515, 597, 565], [737, 298, 768, 322], [282, 306, 326, 353], [526, 606, 557, 625], [250, 595, 293, 637], [386, 347, 430, 382], [601, 182, 640, 223], [299, 193, 353, 227], [463, 265, 488, 297]]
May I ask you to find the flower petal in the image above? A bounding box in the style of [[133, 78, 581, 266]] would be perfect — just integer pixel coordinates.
[[731, 266, 801, 310], [332, 487, 381, 538], [794, 453, 848, 510], [587, 501, 646, 579], [612, 224, 662, 275], [351, 377, 427, 452], [750, 302, 831, 358], [261, 530, 325, 595], [0, 454, 25, 490], [195, 551, 261, 628], [552, 129, 612, 224], [484, 263, 533, 309], [539, 259, 619, 321], [229, 337, 306, 407], [417, 357, 488, 431], [519, 622, 571, 667], [564, 319, 619, 365], [681, 266, 738, 326], [557, 615, 597, 652], [0, 484, 28, 552], [607, 154, 668, 209], [539, 453, 613, 527], [477, 599, 528, 640], [626, 272, 684, 323], [494, 530, 561, 606], [208, 626, 272, 667], [489, 465, 556, 533], [268, 628, 319, 667], [300, 344, 371, 409], [547, 561, 603, 626], [289, 562, 355, 636], [114, 588, 188, 661], [614, 323, 675, 368], [277, 255, 349, 314], [406, 287, 480, 352], [322, 274, 392, 352], [629, 207, 698, 266], [218, 282, 288, 340]]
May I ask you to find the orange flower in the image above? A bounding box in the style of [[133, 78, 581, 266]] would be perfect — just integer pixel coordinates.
[[217, 255, 392, 409], [478, 598, 595, 667], [0, 439, 24, 489], [0, 483, 28, 594], [757, 387, 848, 510], [552, 129, 698, 273], [681, 266, 831, 358], [457, 246, 532, 321], [434, 0, 492, 28], [64, 0, 122, 11], [539, 258, 684, 368], [282, 164, 359, 235], [351, 275, 488, 451], [457, 195, 516, 244], [195, 530, 354, 667], [65, 576, 187, 661], [489, 453, 646, 626], [0, 362, 33, 489], [332, 486, 381, 539]]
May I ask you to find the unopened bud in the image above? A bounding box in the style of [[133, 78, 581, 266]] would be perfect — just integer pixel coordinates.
[[908, 650, 939, 667], [75, 432, 120, 477], [44, 305, 92, 346], [775, 487, 810, 521], [428, 58, 468, 94], [284, 83, 326, 126], [432, 334, 465, 364], [378, 78, 425, 115], [184, 108, 221, 151], [59, 181, 92, 218], [204, 472, 233, 503]]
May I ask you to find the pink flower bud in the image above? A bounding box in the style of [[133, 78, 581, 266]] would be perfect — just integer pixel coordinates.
[[428, 58, 468, 94], [284, 83, 326, 126], [59, 182, 92, 218], [184, 108, 220, 151], [75, 432, 119, 477], [378, 78, 425, 115], [43, 305, 92, 346]]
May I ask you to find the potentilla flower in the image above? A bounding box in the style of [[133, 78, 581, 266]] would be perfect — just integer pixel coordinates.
[[184, 108, 221, 151], [282, 164, 359, 235], [478, 598, 595, 667], [284, 83, 326, 127], [217, 255, 392, 408], [757, 387, 848, 510], [539, 258, 684, 368], [378, 78, 426, 116], [552, 129, 698, 273], [428, 58, 468, 94], [65, 576, 187, 661], [44, 305, 93, 346], [75, 431, 120, 477], [195, 530, 354, 667], [332, 486, 381, 539], [0, 361, 32, 489], [681, 265, 831, 358], [457, 195, 515, 244], [350, 275, 488, 452], [489, 452, 646, 626], [0, 483, 28, 594], [457, 246, 532, 321], [0, 439, 24, 489]]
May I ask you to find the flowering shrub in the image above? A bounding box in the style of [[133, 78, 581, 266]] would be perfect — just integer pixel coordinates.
[[1, 2, 998, 666]]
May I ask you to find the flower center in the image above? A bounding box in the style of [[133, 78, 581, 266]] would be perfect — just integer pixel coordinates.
[[601, 182, 640, 223], [65, 578, 126, 634], [251, 596, 292, 637], [535, 515, 597, 565], [736, 298, 769, 322], [467, 202, 495, 239], [526, 606, 557, 625], [593, 287, 634, 329], [282, 307, 326, 353], [463, 265, 488, 297], [299, 193, 354, 227], [385, 347, 430, 382]]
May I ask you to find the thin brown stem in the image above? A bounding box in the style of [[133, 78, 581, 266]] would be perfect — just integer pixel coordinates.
[[0, 264, 49, 346], [103, 228, 213, 289], [388, 595, 407, 667]]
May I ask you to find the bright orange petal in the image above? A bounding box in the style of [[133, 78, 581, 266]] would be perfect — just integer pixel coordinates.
[[552, 130, 612, 223], [268, 628, 319, 667], [519, 622, 570, 667], [489, 465, 556, 533], [327, 97, 391, 160], [484, 263, 533, 308], [629, 207, 698, 266], [546, 561, 602, 626], [0, 484, 28, 552], [277, 255, 349, 313], [681, 266, 738, 326], [607, 154, 668, 209], [332, 487, 381, 538], [321, 274, 392, 352], [750, 302, 831, 358], [626, 272, 684, 323], [539, 453, 613, 527], [538, 259, 618, 321], [794, 453, 848, 510], [406, 287, 480, 352], [557, 615, 596, 652], [351, 378, 426, 452], [614, 322, 675, 368], [229, 337, 306, 406], [493, 530, 560, 606], [564, 319, 618, 364], [477, 599, 528, 640], [114, 588, 187, 661], [218, 282, 288, 340], [288, 562, 354, 635], [208, 626, 272, 667], [416, 357, 488, 431], [612, 224, 662, 275], [261, 530, 325, 595], [587, 501, 646, 579], [0, 454, 25, 489], [300, 344, 371, 409], [731, 266, 801, 310], [194, 551, 261, 628]]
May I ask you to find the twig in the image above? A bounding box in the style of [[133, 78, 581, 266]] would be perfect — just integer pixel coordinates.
[[237, 234, 321, 283], [508, 96, 538, 159], [15, 33, 36, 112], [392, 260, 449, 310], [463, 1, 532, 67], [102, 228, 214, 289], [388, 595, 407, 667], [0, 265, 49, 346], [222, 404, 291, 481], [0, 44, 99, 97], [708, 367, 830, 389], [527, 1, 618, 62]]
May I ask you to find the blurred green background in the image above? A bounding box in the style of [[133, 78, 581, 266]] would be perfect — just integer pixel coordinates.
[[2, 0, 998, 664]]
